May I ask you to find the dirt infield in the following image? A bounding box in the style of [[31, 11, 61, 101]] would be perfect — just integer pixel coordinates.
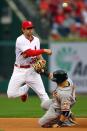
[[0, 118, 87, 131]]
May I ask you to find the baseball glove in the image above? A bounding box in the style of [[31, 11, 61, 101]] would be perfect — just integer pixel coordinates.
[[33, 59, 46, 73]]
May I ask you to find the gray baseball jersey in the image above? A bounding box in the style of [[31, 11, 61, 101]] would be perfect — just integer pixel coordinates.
[[39, 78, 76, 126]]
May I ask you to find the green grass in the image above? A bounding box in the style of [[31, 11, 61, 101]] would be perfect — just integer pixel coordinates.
[[0, 95, 87, 118], [72, 94, 87, 117], [0, 95, 44, 117]]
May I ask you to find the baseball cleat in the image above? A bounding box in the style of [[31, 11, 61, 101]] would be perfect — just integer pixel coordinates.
[[20, 94, 28, 102], [68, 118, 79, 125], [69, 113, 79, 125]]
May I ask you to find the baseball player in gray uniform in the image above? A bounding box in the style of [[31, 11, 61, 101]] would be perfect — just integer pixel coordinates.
[[7, 20, 52, 109], [38, 70, 77, 127]]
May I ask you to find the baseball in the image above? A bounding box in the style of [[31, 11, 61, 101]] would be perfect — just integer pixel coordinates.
[[62, 2, 68, 7]]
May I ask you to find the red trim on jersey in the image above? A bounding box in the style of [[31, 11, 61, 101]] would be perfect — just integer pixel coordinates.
[[21, 49, 45, 57]]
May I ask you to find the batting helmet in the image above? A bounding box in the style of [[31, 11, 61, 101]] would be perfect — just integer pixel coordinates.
[[52, 70, 68, 84], [22, 20, 34, 29]]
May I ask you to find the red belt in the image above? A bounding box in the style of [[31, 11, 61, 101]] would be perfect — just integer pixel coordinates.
[[15, 64, 31, 68]]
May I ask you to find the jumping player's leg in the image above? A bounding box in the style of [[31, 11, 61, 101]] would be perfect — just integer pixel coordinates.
[[26, 72, 50, 109], [41, 99, 53, 110], [7, 68, 29, 98], [7, 78, 29, 98]]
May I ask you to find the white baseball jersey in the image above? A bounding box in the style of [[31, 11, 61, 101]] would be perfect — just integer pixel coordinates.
[[7, 34, 49, 107], [15, 34, 40, 66]]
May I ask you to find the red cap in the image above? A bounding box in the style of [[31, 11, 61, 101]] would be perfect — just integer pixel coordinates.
[[22, 20, 34, 29]]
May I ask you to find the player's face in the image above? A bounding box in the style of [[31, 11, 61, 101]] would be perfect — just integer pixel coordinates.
[[58, 80, 68, 88], [22, 27, 34, 37]]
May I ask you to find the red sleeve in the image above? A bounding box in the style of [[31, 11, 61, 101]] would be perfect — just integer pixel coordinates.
[[22, 49, 45, 57]]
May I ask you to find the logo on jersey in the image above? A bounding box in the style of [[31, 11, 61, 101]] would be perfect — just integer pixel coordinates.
[[56, 47, 80, 72]]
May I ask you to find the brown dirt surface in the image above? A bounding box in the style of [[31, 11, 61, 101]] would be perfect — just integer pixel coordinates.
[[0, 118, 87, 131]]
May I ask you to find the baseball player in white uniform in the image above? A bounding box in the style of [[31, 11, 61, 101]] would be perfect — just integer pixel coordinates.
[[38, 70, 76, 127], [7, 20, 52, 109]]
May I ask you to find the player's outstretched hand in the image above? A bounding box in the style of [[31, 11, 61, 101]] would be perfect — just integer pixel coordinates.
[[44, 49, 52, 55]]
